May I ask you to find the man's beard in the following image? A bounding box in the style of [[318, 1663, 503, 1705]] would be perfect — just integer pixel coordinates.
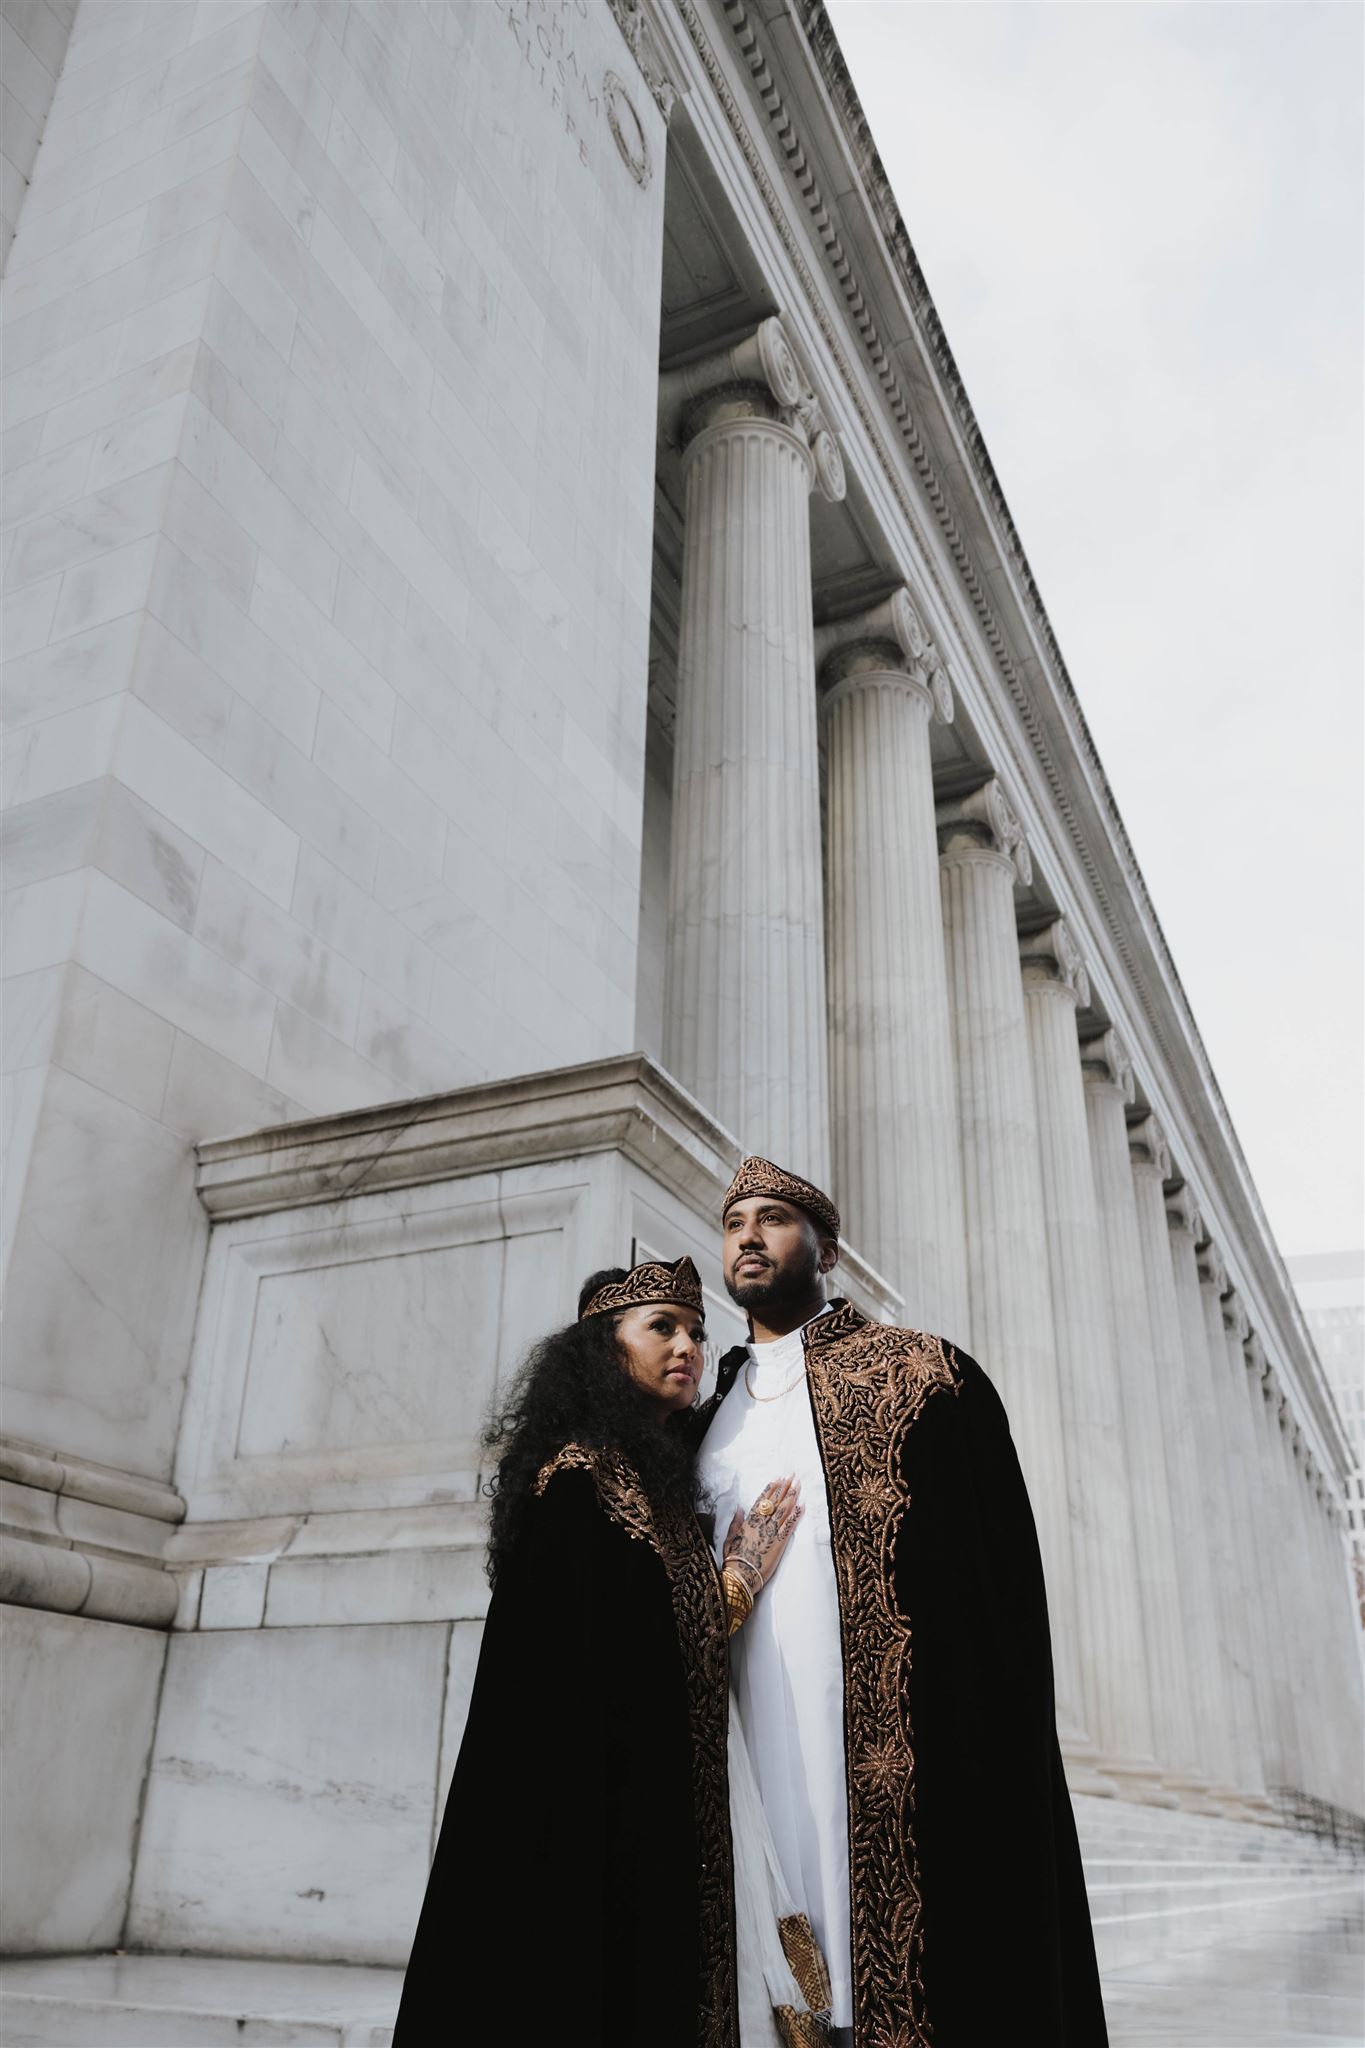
[[725, 1251, 820, 1314]]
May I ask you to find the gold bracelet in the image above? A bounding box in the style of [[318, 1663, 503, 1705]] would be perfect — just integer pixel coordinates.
[[727, 1554, 764, 1597], [722, 1566, 754, 1636]]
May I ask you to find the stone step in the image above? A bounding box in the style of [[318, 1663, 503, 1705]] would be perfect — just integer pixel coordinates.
[[1080, 1843, 1350, 1875], [1083, 1858, 1353, 1888], [1090, 1873, 1363, 1974], [1090, 1871, 1356, 1915], [2, 1869, 1360, 2045], [0, 1956, 403, 2048]]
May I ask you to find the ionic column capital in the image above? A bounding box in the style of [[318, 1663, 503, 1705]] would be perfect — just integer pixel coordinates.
[[1222, 1292, 1250, 1346], [1128, 1112, 1171, 1180], [816, 587, 954, 723], [1166, 1184, 1204, 1242], [936, 776, 1032, 884], [1019, 917, 1090, 1008], [660, 316, 846, 501], [1196, 1235, 1228, 1294], [1080, 1025, 1135, 1104]]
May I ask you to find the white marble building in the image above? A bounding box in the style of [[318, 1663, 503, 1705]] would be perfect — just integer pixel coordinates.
[[2, 0, 1361, 1995]]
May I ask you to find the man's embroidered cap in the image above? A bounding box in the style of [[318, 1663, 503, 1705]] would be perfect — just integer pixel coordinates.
[[721, 1157, 841, 1242], [579, 1255, 704, 1321]]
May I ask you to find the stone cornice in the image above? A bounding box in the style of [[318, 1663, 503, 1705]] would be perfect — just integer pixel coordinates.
[[0, 1437, 184, 1523], [197, 1054, 740, 1220], [656, 0, 1346, 1481], [607, 0, 679, 117], [197, 1055, 904, 1327]]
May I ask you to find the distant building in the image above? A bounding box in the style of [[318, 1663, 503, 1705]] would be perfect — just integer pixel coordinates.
[[1290, 1252, 1365, 1613]]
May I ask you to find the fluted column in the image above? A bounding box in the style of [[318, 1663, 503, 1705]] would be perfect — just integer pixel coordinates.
[[937, 784, 1099, 1779], [1127, 1118, 1222, 1811], [1284, 1419, 1323, 1797], [817, 590, 968, 1330], [662, 317, 845, 1180], [1019, 920, 1152, 1797], [1252, 1351, 1308, 1793], [1218, 1291, 1285, 1793], [1284, 1425, 1327, 1800], [1316, 1472, 1365, 1810], [1082, 1030, 1194, 1803], [1198, 1251, 1276, 1802], [1166, 1191, 1265, 1809]]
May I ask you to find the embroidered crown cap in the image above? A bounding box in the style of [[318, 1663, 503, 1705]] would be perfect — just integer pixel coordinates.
[[722, 1157, 841, 1242], [579, 1255, 704, 1322]]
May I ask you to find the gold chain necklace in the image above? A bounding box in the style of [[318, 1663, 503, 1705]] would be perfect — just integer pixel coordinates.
[[744, 1354, 808, 1402]]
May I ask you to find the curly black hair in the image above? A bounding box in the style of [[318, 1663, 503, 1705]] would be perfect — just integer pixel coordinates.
[[482, 1268, 705, 1586]]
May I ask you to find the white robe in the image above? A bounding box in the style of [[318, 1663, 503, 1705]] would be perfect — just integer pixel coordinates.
[[699, 1312, 853, 2029]]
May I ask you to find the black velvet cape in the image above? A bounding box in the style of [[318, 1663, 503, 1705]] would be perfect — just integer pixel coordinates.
[[393, 1449, 738, 2047], [700, 1300, 1109, 2047]]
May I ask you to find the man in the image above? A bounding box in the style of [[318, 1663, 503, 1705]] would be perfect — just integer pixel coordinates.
[[697, 1156, 1108, 2046]]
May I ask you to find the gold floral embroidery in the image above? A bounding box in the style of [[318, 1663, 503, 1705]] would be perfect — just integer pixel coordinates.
[[801, 1303, 961, 2047], [534, 1443, 738, 2047]]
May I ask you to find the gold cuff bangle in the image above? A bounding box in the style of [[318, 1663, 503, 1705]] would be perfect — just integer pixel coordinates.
[[722, 1566, 754, 1636], [727, 1554, 764, 1597]]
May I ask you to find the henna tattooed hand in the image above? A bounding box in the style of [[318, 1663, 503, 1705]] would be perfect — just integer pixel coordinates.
[[723, 1474, 803, 1593]]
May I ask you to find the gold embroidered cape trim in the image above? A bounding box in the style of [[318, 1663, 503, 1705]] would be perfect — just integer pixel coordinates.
[[800, 1303, 961, 2045], [533, 1444, 738, 2047]]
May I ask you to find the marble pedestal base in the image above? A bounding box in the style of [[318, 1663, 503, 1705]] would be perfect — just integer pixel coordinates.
[[141, 1058, 897, 1966]]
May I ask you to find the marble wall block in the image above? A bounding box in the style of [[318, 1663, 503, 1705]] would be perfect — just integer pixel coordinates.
[[0, 1604, 165, 1952], [434, 1618, 485, 1832], [2, 1064, 207, 1477], [0, 1, 78, 266], [178, 1172, 587, 1523], [2, 0, 672, 1510], [127, 1621, 446, 1964]]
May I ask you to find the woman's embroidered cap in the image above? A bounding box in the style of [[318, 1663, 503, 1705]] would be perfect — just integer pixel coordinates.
[[579, 1255, 704, 1321], [721, 1157, 841, 1242]]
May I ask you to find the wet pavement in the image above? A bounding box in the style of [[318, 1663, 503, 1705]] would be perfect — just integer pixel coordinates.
[[1104, 1884, 1364, 2046]]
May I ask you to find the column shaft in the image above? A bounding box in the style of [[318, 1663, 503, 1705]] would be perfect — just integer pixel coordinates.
[[1199, 1270, 1277, 1795], [821, 600, 967, 1329], [1255, 1374, 1307, 1792], [1083, 1054, 1197, 1798], [1129, 1136, 1225, 1809], [666, 416, 828, 1177], [1020, 946, 1153, 1792], [938, 797, 1097, 1775], [1168, 1211, 1265, 1805], [1218, 1304, 1285, 1790]]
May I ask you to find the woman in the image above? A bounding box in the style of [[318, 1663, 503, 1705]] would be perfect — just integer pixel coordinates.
[[393, 1255, 829, 2046]]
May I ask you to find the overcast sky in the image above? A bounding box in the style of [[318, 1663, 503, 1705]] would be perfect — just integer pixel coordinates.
[[827, 0, 1363, 1258]]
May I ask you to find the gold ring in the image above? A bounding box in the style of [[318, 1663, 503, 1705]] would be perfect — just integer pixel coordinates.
[[756, 1494, 777, 1518]]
